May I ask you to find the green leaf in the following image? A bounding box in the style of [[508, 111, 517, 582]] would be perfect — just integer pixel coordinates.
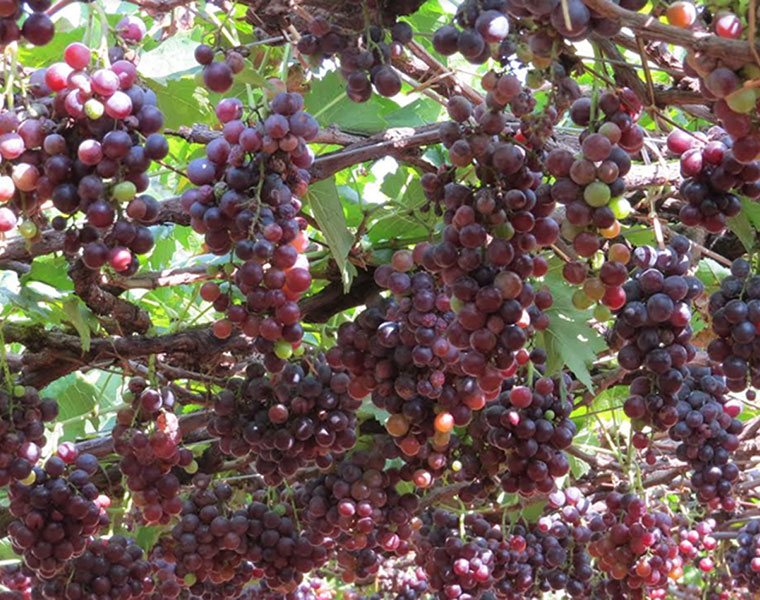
[[20, 255, 73, 291], [536, 267, 606, 391], [147, 76, 213, 131], [696, 257, 730, 288], [727, 198, 758, 252], [306, 177, 355, 291], [62, 297, 92, 352], [135, 525, 162, 552], [138, 34, 201, 82], [41, 373, 97, 442], [305, 72, 392, 134], [148, 227, 178, 270]]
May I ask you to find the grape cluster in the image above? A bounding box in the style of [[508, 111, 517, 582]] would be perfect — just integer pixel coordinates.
[[609, 236, 703, 429], [0, 384, 58, 486], [297, 16, 410, 101], [670, 366, 743, 510], [8, 453, 110, 578], [295, 448, 419, 581], [240, 578, 333, 600], [667, 126, 752, 233], [728, 520, 760, 593], [208, 359, 360, 485], [588, 492, 681, 599], [432, 1, 510, 64], [0, 564, 34, 600], [0, 0, 54, 47], [181, 92, 315, 367], [112, 377, 193, 525], [706, 257, 760, 392], [35, 535, 151, 600], [676, 518, 719, 575], [480, 373, 575, 496], [31, 43, 167, 274], [194, 43, 246, 94], [553, 90, 643, 257]]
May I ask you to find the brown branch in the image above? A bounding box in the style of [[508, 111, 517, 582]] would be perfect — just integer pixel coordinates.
[[104, 264, 214, 290], [166, 124, 364, 147], [69, 260, 152, 335], [582, 0, 760, 63]]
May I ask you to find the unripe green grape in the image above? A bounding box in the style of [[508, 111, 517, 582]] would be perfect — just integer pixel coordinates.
[[185, 460, 199, 474], [13, 385, 25, 397], [515, 43, 533, 63], [293, 345, 305, 357], [223, 263, 235, 275], [572, 289, 594, 309], [583, 181, 611, 207], [84, 98, 105, 120], [184, 574, 197, 586], [543, 409, 555, 420], [526, 70, 544, 89], [590, 251, 605, 271], [206, 265, 220, 276], [112, 181, 137, 202], [492, 221, 515, 240], [18, 220, 37, 239], [20, 471, 36, 485], [593, 304, 612, 321], [609, 196, 631, 219], [450, 296, 463, 313], [274, 340, 293, 359], [725, 87, 757, 114]]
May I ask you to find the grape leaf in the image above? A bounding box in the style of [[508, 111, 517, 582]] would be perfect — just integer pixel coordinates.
[[727, 198, 758, 253], [536, 267, 606, 392], [305, 177, 355, 291]]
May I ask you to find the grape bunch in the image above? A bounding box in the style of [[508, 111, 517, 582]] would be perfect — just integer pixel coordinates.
[[160, 478, 250, 587], [181, 92, 316, 368], [208, 359, 360, 485], [608, 236, 703, 429], [296, 16, 410, 101], [676, 518, 719, 575], [7, 453, 110, 578], [0, 383, 58, 487], [480, 373, 575, 496], [670, 366, 743, 510], [588, 492, 681, 599], [35, 535, 151, 600], [295, 447, 420, 580], [32, 43, 168, 274], [432, 1, 510, 64], [112, 377, 193, 525], [240, 578, 333, 600], [706, 257, 760, 391], [728, 520, 760, 593], [0, 0, 54, 47], [194, 43, 246, 94], [0, 564, 34, 600], [552, 90, 643, 256], [666, 126, 752, 233]]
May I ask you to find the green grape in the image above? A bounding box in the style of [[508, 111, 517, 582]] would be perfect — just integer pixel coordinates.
[[583, 181, 611, 207], [112, 181, 137, 203], [609, 196, 632, 219]]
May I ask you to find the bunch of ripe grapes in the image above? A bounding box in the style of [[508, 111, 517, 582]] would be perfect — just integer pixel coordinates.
[[208, 359, 360, 484], [296, 16, 411, 101], [183, 92, 316, 370], [194, 43, 247, 94], [8, 452, 110, 578], [112, 377, 193, 525], [667, 126, 753, 232], [706, 257, 760, 392]]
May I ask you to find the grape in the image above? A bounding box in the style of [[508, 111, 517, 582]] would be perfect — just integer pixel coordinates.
[[433, 25, 460, 55], [195, 44, 215, 64], [116, 15, 145, 42], [91, 68, 120, 96], [21, 13, 54, 45], [203, 62, 234, 93], [705, 67, 740, 98], [373, 66, 402, 97], [715, 12, 742, 38], [63, 42, 90, 70]]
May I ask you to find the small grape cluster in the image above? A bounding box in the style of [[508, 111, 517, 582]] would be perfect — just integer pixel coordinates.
[[32, 43, 167, 274], [670, 366, 743, 510], [295, 448, 419, 580], [588, 492, 681, 599], [481, 373, 575, 496], [609, 236, 703, 430], [240, 578, 333, 600], [0, 0, 54, 48], [182, 92, 316, 368], [297, 16, 410, 101], [728, 520, 760, 593], [706, 257, 760, 392], [8, 452, 110, 578], [676, 518, 719, 575], [112, 377, 193, 525], [432, 1, 510, 64], [194, 43, 246, 94], [553, 90, 643, 256], [35, 535, 151, 600], [0, 383, 58, 486], [563, 243, 632, 321], [667, 126, 751, 233], [0, 564, 34, 600], [208, 360, 360, 485]]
